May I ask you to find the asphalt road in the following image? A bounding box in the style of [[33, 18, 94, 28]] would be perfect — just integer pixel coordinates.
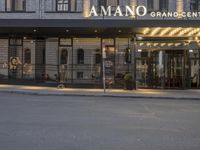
[[0, 93, 200, 150]]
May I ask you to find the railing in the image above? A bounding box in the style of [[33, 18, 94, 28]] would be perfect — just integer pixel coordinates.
[[0, 62, 131, 88]]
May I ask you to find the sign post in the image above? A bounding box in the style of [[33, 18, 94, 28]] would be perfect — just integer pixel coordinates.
[[102, 44, 106, 93]]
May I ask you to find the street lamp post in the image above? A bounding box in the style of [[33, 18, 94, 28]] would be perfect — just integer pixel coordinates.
[[102, 46, 106, 93]]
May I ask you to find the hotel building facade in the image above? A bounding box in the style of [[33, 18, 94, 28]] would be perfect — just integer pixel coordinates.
[[0, 0, 200, 89]]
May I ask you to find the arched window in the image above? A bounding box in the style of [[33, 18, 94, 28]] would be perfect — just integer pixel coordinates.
[[60, 49, 68, 64], [24, 48, 31, 64], [77, 49, 84, 64]]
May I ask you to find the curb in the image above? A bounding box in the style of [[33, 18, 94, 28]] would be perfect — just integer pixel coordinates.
[[0, 89, 200, 100]]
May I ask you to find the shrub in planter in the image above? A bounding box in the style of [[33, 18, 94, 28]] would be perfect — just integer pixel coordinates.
[[124, 73, 134, 90]]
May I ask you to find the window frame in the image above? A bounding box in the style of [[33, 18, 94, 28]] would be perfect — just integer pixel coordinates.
[[77, 72, 83, 79], [59, 38, 72, 46], [190, 0, 200, 11], [125, 48, 131, 64], [97, 0, 120, 12], [56, 0, 77, 12], [5, 0, 26, 12], [77, 48, 84, 64], [147, 0, 154, 11], [60, 49, 68, 65], [159, 0, 169, 12], [24, 48, 31, 64]]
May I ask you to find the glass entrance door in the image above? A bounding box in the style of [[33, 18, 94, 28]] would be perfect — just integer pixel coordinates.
[[136, 51, 161, 88], [164, 51, 184, 88], [136, 58, 148, 87]]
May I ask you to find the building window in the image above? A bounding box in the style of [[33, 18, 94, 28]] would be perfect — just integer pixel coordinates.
[[9, 38, 22, 46], [56, 0, 77, 12], [159, 0, 168, 11], [77, 49, 84, 64], [77, 72, 83, 79], [147, 0, 154, 11], [6, 0, 26, 12], [125, 48, 131, 64], [24, 49, 31, 64], [59, 38, 72, 46], [97, 0, 119, 12], [95, 54, 101, 64], [98, 0, 119, 7], [42, 48, 46, 65], [95, 49, 101, 64], [60, 49, 68, 64], [190, 0, 200, 11]]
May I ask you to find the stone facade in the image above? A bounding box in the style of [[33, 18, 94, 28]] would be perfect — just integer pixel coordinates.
[[0, 39, 8, 78], [0, 0, 194, 20], [0, 0, 199, 89]]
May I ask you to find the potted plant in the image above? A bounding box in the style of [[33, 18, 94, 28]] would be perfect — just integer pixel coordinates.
[[124, 73, 134, 90]]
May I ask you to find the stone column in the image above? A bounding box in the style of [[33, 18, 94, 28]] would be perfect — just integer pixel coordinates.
[[130, 0, 137, 18], [83, 0, 91, 18], [159, 51, 164, 88], [130, 0, 137, 6], [131, 36, 137, 89], [177, 0, 184, 18]]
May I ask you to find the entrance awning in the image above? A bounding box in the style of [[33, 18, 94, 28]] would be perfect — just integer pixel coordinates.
[[1, 19, 200, 38], [0, 19, 200, 28]]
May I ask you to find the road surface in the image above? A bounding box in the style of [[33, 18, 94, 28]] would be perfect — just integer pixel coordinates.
[[0, 93, 200, 150]]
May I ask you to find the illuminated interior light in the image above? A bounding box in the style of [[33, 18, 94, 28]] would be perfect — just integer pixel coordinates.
[[143, 28, 150, 34], [160, 28, 171, 36], [187, 28, 199, 36], [147, 43, 151, 47], [161, 43, 166, 47], [139, 43, 144, 46], [178, 28, 193, 36], [168, 43, 174, 46], [153, 43, 159, 46], [191, 28, 200, 36], [150, 28, 161, 36], [196, 31, 200, 36], [175, 43, 181, 46], [189, 49, 194, 53], [137, 36, 143, 40], [169, 27, 182, 36]]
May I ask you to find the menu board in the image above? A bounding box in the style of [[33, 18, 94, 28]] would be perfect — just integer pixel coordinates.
[[104, 46, 115, 83]]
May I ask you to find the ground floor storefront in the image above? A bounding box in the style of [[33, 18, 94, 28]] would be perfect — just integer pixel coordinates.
[[0, 37, 133, 88], [0, 26, 200, 89]]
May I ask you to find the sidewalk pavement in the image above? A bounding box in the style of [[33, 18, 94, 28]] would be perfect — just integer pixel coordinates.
[[0, 84, 200, 100]]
